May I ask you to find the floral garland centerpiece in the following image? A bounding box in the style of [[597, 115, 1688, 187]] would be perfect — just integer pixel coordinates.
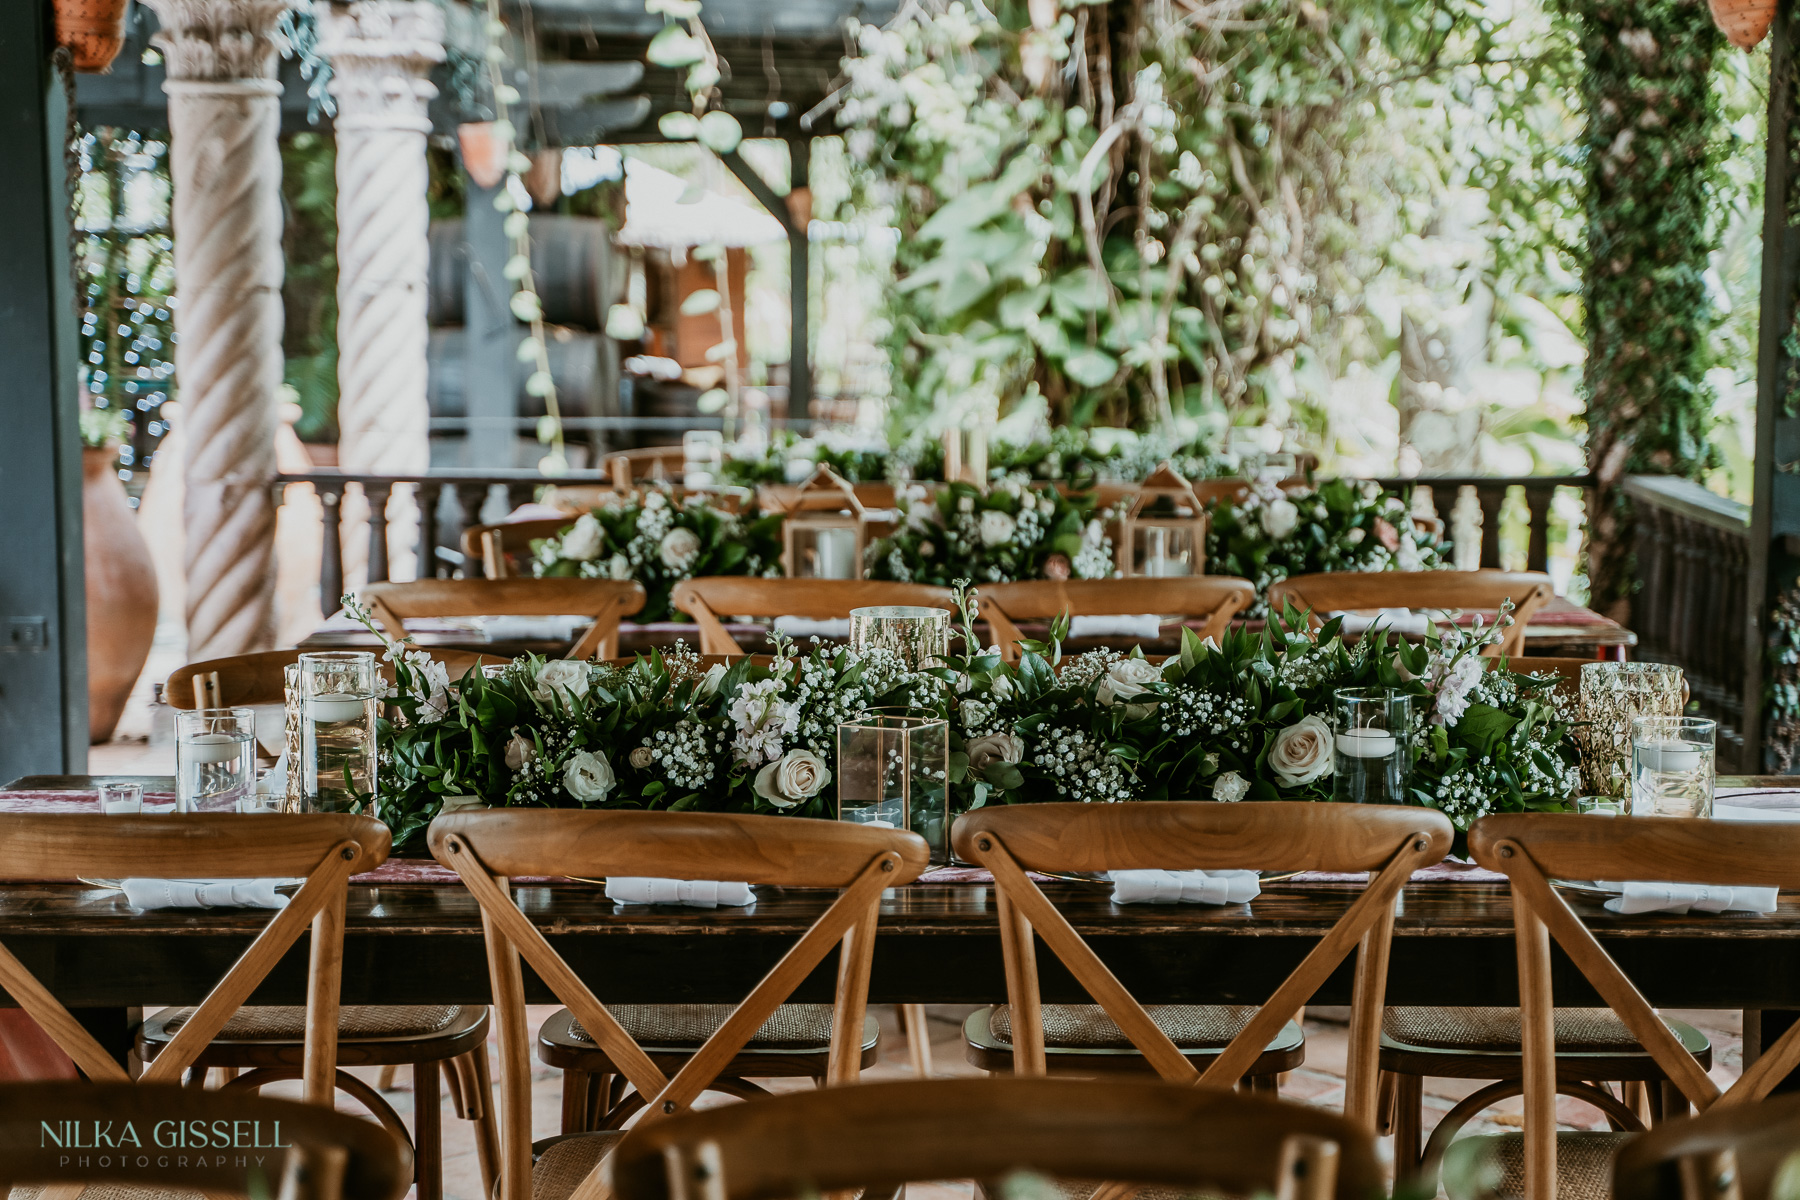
[[868, 476, 1119, 584], [527, 487, 784, 622]]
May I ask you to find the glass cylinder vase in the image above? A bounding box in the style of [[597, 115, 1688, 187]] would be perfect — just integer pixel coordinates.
[[176, 707, 256, 813], [1629, 715, 1716, 819], [1331, 688, 1410, 804], [1575, 662, 1685, 798], [299, 651, 379, 815], [837, 713, 950, 864], [848, 605, 950, 671]]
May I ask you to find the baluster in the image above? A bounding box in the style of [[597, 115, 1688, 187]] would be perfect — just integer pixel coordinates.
[[452, 483, 490, 574], [1669, 513, 1696, 679], [319, 482, 345, 616], [366, 481, 393, 583], [1476, 484, 1504, 569], [416, 481, 443, 579], [1523, 483, 1554, 574], [1631, 505, 1660, 653]]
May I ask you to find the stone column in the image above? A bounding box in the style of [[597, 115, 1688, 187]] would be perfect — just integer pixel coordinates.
[[145, 0, 290, 658], [319, 0, 442, 584]]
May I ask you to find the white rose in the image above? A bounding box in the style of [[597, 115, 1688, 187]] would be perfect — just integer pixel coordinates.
[[560, 512, 605, 562], [1269, 714, 1334, 787], [697, 663, 727, 696], [532, 660, 591, 705], [607, 553, 632, 580], [752, 749, 832, 809], [504, 732, 537, 771], [629, 746, 656, 769], [563, 749, 616, 802], [967, 732, 1024, 773], [978, 509, 1017, 547], [989, 673, 1014, 700], [1212, 771, 1250, 803], [1345, 527, 1365, 545], [1260, 498, 1300, 540], [1096, 658, 1163, 708], [659, 526, 702, 571], [1085, 518, 1105, 547]]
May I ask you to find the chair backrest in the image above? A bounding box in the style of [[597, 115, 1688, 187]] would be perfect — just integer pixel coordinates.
[[0, 1080, 411, 1200], [1470, 813, 1800, 1198], [0, 814, 389, 1104], [977, 578, 1256, 664], [1266, 570, 1554, 657], [359, 578, 646, 660], [460, 516, 575, 580], [757, 480, 897, 513], [952, 802, 1451, 1128], [428, 809, 931, 1200], [1612, 1090, 1800, 1200], [668, 578, 959, 655], [606, 1077, 1383, 1200], [166, 647, 504, 709]]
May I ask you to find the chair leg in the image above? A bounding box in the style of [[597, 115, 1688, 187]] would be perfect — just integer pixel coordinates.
[[1392, 1073, 1424, 1181], [1659, 1079, 1690, 1123], [414, 1059, 442, 1200], [901, 1005, 934, 1079], [1376, 1070, 1398, 1137], [377, 1063, 400, 1091], [464, 1047, 500, 1198], [561, 1067, 593, 1135]]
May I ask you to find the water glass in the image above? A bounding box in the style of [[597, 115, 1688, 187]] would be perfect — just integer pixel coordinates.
[[98, 781, 142, 815], [299, 651, 379, 815], [1630, 716, 1716, 818], [177, 708, 256, 813], [1332, 688, 1410, 804]]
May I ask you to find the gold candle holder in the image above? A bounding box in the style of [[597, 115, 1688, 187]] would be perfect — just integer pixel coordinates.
[[848, 605, 951, 671], [1574, 662, 1686, 798]]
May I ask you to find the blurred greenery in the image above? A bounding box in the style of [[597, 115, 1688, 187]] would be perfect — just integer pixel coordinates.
[[281, 132, 339, 442]]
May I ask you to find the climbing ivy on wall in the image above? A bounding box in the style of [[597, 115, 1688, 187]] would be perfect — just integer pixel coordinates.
[[1566, 0, 1728, 613]]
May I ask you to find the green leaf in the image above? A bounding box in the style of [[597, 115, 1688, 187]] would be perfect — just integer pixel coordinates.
[[1457, 703, 1519, 754], [1062, 347, 1119, 388]]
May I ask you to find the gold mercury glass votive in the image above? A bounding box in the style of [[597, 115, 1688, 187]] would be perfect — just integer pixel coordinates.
[[847, 605, 951, 671], [1574, 662, 1686, 798]]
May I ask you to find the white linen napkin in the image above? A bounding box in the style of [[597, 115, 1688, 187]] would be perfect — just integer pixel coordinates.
[[1332, 609, 1433, 638], [604, 877, 755, 908], [1715, 804, 1800, 823], [773, 616, 851, 639], [482, 615, 587, 642], [1069, 615, 1163, 640], [122, 878, 297, 910], [1109, 869, 1260, 906], [1598, 881, 1778, 915]]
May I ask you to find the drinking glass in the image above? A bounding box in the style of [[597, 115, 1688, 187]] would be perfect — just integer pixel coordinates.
[[177, 708, 256, 813], [1332, 688, 1410, 804], [299, 651, 379, 815], [1630, 716, 1716, 818], [98, 781, 142, 815]]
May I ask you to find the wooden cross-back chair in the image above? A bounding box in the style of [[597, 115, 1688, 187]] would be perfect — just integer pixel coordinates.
[[167, 646, 504, 709], [0, 1080, 412, 1200], [1468, 814, 1800, 1199], [954, 802, 1452, 1128], [1611, 1090, 1800, 1200], [668, 578, 959, 657], [429, 809, 931, 1200], [1267, 570, 1554, 658], [977, 577, 1257, 664], [462, 516, 579, 580], [359, 578, 646, 661], [607, 1077, 1384, 1200], [0, 814, 386, 1105]]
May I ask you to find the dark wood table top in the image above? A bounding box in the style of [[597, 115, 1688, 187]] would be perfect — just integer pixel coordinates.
[[0, 776, 1792, 1010]]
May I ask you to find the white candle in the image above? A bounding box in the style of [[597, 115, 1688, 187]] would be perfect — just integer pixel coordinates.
[[1148, 558, 1192, 578], [309, 693, 368, 723], [1636, 740, 1702, 771], [183, 732, 246, 764], [101, 798, 141, 814], [1336, 729, 1397, 759], [814, 528, 858, 579]]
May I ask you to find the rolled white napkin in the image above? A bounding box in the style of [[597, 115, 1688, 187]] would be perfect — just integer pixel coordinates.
[[1599, 881, 1779, 915], [1110, 869, 1260, 906], [122, 878, 297, 910], [605, 877, 755, 908], [1069, 615, 1163, 640], [772, 616, 851, 639], [482, 615, 586, 642], [1333, 609, 1433, 638]]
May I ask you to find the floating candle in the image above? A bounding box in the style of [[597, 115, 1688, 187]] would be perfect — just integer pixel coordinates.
[[1335, 728, 1397, 759], [309, 693, 368, 723], [1635, 740, 1702, 772], [182, 732, 248, 764]]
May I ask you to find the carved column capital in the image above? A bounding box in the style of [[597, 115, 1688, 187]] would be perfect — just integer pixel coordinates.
[[142, 0, 294, 83], [317, 1, 444, 133]]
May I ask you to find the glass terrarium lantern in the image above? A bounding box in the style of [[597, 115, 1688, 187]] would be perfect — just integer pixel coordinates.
[[781, 465, 868, 580], [1117, 463, 1207, 578], [837, 712, 951, 864]]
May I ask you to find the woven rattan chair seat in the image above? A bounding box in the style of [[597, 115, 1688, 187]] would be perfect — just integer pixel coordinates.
[[565, 1003, 835, 1050], [991, 1004, 1260, 1050], [1384, 1006, 1664, 1053], [533, 1132, 627, 1200], [156, 1004, 463, 1042], [1444, 1131, 1631, 1200], [7, 1188, 204, 1199]]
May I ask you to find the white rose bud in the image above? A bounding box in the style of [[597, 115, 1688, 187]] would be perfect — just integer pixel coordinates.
[[697, 663, 727, 696], [967, 732, 1024, 773], [978, 509, 1017, 547], [629, 746, 655, 769], [989, 672, 1014, 699], [563, 749, 616, 802], [1212, 771, 1250, 803], [1260, 497, 1300, 540], [1346, 526, 1365, 545], [1268, 714, 1334, 787], [752, 749, 832, 809], [659, 526, 702, 570], [504, 732, 537, 771], [559, 512, 605, 561], [531, 660, 591, 705]]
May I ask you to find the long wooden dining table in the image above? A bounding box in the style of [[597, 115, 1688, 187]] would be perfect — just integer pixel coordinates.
[[3, 776, 1798, 1064]]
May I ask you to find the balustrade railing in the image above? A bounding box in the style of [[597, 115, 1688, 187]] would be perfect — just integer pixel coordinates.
[[1621, 474, 1752, 771], [1373, 474, 1591, 574]]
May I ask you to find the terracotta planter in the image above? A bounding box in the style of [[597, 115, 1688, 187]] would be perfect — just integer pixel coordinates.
[[54, 0, 131, 73], [83, 445, 159, 744], [1708, 0, 1774, 48]]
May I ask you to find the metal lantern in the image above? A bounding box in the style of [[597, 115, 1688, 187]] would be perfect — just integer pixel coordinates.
[[781, 465, 868, 580], [1117, 463, 1207, 578], [837, 711, 951, 864]]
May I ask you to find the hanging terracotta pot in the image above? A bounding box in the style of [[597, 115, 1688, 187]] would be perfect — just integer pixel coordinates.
[[1708, 0, 1774, 49], [53, 0, 132, 74], [83, 445, 159, 744]]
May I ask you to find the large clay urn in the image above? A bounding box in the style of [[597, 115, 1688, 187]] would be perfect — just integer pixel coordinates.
[[83, 445, 159, 743]]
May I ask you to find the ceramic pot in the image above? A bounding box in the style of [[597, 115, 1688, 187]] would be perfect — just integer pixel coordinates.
[[1708, 0, 1775, 48], [54, 0, 131, 73], [83, 445, 159, 743]]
